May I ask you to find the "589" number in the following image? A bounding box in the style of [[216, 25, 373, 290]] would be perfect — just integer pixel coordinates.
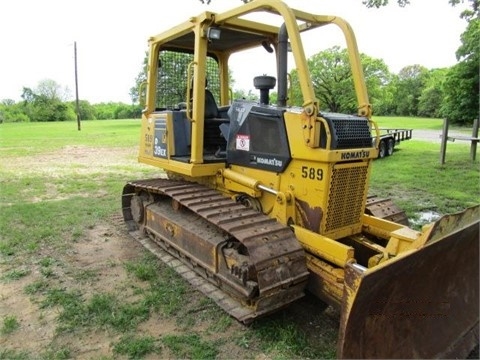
[[301, 166, 323, 180]]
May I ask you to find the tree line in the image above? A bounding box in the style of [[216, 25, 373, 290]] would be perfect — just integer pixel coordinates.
[[0, 79, 142, 123], [286, 43, 477, 125]]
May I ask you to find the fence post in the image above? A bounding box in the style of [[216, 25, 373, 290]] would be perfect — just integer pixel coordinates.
[[470, 119, 479, 161], [440, 118, 449, 165]]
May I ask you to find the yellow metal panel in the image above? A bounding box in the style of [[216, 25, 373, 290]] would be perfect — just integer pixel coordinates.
[[190, 22, 208, 165], [285, 160, 330, 197], [138, 114, 156, 159], [361, 214, 427, 257], [139, 158, 224, 178], [322, 162, 370, 237], [305, 253, 344, 307], [284, 111, 377, 162], [362, 213, 404, 235], [148, 12, 211, 46], [225, 165, 280, 192], [292, 225, 354, 267]]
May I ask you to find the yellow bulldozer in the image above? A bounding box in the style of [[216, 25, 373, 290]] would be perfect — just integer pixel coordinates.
[[121, 0, 479, 357]]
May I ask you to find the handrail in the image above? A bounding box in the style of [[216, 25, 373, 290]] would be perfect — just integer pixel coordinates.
[[186, 61, 196, 121]]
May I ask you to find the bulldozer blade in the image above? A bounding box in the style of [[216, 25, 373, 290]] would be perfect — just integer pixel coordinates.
[[338, 206, 479, 359]]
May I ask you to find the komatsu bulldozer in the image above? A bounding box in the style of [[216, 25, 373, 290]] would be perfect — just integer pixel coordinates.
[[121, 0, 479, 358]]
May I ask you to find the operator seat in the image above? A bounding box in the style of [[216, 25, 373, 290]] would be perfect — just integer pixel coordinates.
[[204, 88, 219, 119], [202, 83, 230, 157]]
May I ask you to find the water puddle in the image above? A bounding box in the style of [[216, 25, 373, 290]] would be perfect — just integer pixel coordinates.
[[410, 210, 441, 227]]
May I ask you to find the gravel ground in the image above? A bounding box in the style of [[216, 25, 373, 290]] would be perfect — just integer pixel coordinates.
[[411, 129, 470, 143]]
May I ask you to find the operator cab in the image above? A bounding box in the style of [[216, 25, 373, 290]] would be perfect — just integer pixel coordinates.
[[146, 16, 285, 167], [151, 42, 281, 164], [141, 4, 373, 177]]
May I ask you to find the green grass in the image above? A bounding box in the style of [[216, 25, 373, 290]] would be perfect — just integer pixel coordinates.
[[40, 288, 151, 333], [141, 266, 189, 317], [1, 119, 478, 359], [24, 279, 49, 295], [124, 254, 160, 282], [372, 116, 475, 132], [252, 319, 329, 359], [113, 335, 159, 359], [0, 119, 141, 156], [1, 315, 20, 335], [161, 333, 219, 359], [0, 349, 30, 360], [370, 139, 479, 224], [1, 267, 31, 282], [0, 195, 115, 257], [40, 346, 71, 360]]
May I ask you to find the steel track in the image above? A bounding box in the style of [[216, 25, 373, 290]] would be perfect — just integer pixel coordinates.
[[122, 178, 309, 323]]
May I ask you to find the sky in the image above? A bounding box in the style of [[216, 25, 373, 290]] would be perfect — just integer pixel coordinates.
[[0, 0, 469, 104]]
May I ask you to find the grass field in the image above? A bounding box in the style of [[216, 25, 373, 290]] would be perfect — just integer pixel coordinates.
[[0, 119, 478, 359], [373, 115, 475, 131], [370, 116, 479, 222]]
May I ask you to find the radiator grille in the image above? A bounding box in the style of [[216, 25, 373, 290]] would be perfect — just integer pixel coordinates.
[[324, 164, 368, 233], [330, 117, 372, 149]]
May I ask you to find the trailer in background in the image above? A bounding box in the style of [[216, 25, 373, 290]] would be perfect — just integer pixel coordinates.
[[377, 128, 413, 158]]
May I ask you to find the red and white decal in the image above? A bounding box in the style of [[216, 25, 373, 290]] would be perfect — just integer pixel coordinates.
[[236, 134, 250, 151]]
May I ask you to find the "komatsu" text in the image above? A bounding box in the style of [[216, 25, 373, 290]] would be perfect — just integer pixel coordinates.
[[341, 150, 370, 160]]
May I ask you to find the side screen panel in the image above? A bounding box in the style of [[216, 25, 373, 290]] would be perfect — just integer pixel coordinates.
[[227, 102, 291, 172]]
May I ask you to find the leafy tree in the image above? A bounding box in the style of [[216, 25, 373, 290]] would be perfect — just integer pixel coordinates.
[[1, 99, 15, 106], [233, 89, 259, 102], [92, 102, 119, 120], [307, 46, 356, 112], [362, 0, 410, 7], [71, 100, 97, 120], [449, 0, 479, 20], [441, 17, 479, 124], [36, 79, 71, 102], [289, 46, 391, 114], [20, 80, 75, 122], [370, 73, 398, 116], [92, 102, 142, 120], [363, 57, 394, 115], [393, 65, 428, 116], [114, 103, 142, 119], [418, 87, 443, 118], [417, 68, 448, 118], [0, 101, 30, 123], [130, 51, 148, 104]]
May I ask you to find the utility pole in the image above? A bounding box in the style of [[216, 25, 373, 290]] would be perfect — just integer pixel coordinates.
[[74, 41, 81, 131]]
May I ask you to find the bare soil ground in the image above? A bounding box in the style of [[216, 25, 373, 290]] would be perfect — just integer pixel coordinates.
[[1, 220, 142, 357]]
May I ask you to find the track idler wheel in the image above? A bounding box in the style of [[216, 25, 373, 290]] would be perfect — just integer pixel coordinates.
[[130, 192, 152, 225]]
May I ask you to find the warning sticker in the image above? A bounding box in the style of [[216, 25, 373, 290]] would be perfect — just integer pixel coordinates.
[[236, 134, 250, 151]]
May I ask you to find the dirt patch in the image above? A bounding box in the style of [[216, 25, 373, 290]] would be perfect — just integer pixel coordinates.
[[0, 217, 140, 356], [0, 145, 143, 176], [0, 275, 57, 354]]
